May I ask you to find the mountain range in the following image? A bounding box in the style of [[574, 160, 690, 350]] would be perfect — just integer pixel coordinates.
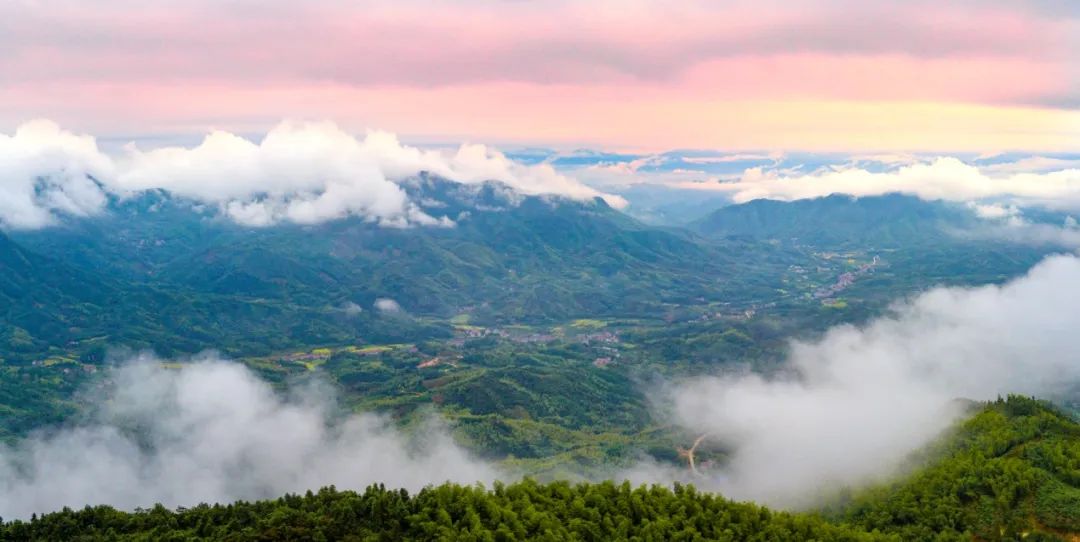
[[2, 183, 1064, 364], [2, 177, 727, 360]]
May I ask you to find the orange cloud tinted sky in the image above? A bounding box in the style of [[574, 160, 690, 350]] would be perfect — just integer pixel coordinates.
[[1, 0, 1076, 152]]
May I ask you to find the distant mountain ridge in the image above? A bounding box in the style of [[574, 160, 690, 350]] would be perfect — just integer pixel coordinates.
[[2, 184, 1064, 363], [691, 193, 979, 247]]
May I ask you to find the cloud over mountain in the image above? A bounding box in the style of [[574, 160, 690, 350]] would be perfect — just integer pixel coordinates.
[[0, 120, 623, 229], [0, 356, 497, 519], [0, 120, 113, 229], [664, 254, 1080, 507], [696, 157, 1080, 211]]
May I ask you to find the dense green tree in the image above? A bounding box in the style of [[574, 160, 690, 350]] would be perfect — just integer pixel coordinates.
[[0, 481, 886, 541]]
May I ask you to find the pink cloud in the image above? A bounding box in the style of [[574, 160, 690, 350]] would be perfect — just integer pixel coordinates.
[[0, 0, 1075, 150], [679, 54, 1068, 104], [3, 80, 1076, 153], [1, 1, 1070, 91]]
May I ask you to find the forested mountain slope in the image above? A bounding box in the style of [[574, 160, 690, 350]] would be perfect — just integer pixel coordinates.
[[1, 228, 442, 363], [13, 177, 790, 320], [690, 194, 978, 247], [843, 396, 1080, 541]]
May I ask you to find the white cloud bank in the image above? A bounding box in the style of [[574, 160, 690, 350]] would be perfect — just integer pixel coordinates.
[[0, 355, 497, 519], [373, 297, 403, 314], [0, 120, 114, 229], [687, 157, 1080, 210], [958, 202, 1080, 247], [659, 254, 1080, 508], [0, 120, 624, 229]]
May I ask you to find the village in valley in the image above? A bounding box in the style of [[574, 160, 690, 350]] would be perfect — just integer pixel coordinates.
[[11, 250, 883, 389], [247, 250, 882, 380]]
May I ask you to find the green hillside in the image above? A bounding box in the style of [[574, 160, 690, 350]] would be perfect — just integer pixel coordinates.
[[842, 396, 1080, 541], [0, 228, 444, 365]]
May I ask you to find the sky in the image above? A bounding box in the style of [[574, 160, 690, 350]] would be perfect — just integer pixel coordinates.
[[1, 0, 1078, 153]]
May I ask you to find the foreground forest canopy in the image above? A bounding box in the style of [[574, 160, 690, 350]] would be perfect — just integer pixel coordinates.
[[4, 396, 1076, 541]]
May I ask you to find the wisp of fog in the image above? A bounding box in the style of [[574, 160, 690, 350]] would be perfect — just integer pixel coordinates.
[[658, 254, 1080, 508], [0, 355, 496, 519]]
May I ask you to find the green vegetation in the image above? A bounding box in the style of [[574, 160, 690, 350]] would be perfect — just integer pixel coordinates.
[[320, 336, 667, 469], [0, 226, 446, 366], [842, 396, 1080, 541], [0, 480, 884, 541], [0, 365, 93, 442]]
